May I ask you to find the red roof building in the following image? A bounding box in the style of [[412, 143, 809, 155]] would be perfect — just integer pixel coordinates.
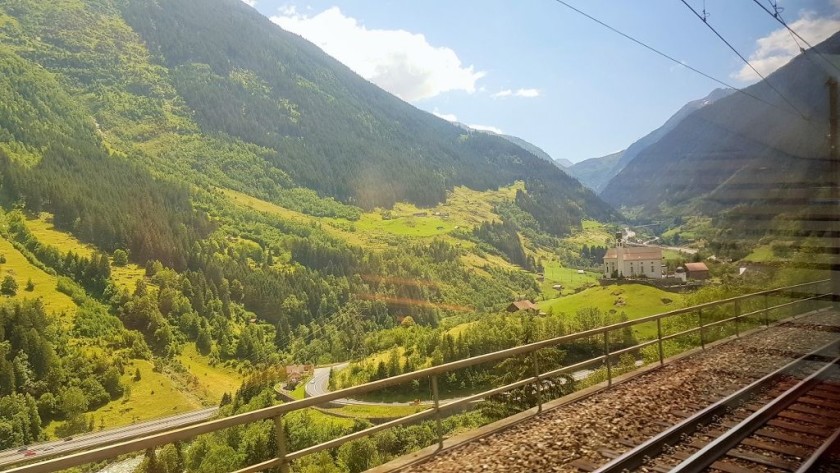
[[683, 262, 710, 280]]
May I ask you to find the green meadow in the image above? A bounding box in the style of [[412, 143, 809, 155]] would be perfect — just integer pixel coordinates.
[[27, 213, 147, 291], [0, 235, 77, 317]]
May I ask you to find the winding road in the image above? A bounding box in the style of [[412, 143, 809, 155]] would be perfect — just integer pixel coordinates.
[[0, 407, 218, 469], [302, 363, 596, 407], [303, 363, 421, 406]]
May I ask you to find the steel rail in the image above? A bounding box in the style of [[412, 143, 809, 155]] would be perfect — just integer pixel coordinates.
[[796, 427, 840, 472], [594, 337, 840, 473], [671, 354, 840, 472], [6, 280, 830, 473]]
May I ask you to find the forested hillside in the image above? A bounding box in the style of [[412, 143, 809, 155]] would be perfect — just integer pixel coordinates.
[[115, 0, 613, 224], [0, 0, 620, 452]]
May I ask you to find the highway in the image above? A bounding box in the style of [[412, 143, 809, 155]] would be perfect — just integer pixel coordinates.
[[303, 364, 598, 407], [0, 407, 218, 468]]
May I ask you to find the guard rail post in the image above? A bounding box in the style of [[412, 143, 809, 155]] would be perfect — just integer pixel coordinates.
[[698, 308, 705, 350], [604, 331, 612, 387], [275, 415, 289, 473], [532, 351, 543, 413], [657, 318, 664, 367], [764, 293, 770, 327], [431, 375, 443, 450]]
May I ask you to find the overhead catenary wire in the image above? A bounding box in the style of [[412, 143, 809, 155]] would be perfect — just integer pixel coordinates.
[[751, 0, 840, 76], [548, 0, 816, 126], [678, 0, 812, 122]]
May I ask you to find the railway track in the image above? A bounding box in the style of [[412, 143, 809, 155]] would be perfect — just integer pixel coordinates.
[[396, 313, 840, 473], [591, 339, 840, 473]]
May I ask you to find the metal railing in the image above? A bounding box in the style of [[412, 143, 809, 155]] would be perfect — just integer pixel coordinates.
[[7, 279, 832, 473]]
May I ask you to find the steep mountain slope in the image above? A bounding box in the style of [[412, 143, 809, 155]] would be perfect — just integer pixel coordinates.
[[568, 89, 731, 192], [110, 0, 614, 229], [449, 121, 568, 169], [600, 33, 837, 218], [0, 0, 618, 377], [497, 133, 556, 165]]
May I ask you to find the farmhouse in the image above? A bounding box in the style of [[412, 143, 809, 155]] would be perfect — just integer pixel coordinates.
[[285, 364, 313, 384], [684, 262, 710, 280], [507, 300, 538, 313], [602, 242, 663, 279]]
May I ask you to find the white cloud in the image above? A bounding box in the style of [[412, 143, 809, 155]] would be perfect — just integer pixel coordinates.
[[241, 0, 256, 7], [469, 124, 503, 134], [432, 111, 458, 122], [271, 7, 485, 101], [736, 13, 840, 81], [514, 88, 540, 97], [492, 88, 541, 99]]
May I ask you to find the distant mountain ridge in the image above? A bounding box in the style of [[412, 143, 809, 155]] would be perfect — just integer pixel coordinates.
[[600, 32, 838, 218], [451, 121, 568, 169], [565, 150, 625, 193], [567, 88, 732, 192]]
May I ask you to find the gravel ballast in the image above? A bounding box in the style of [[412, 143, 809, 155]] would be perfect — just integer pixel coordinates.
[[396, 311, 840, 473]]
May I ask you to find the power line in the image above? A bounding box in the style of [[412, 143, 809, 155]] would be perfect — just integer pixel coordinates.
[[548, 0, 815, 126], [678, 0, 811, 122], [751, 0, 840, 76]]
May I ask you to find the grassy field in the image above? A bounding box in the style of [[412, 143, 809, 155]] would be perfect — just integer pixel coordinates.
[[539, 259, 599, 297], [446, 321, 477, 336], [540, 283, 686, 338], [354, 211, 457, 238], [178, 344, 244, 404], [223, 184, 526, 273], [290, 378, 309, 400], [349, 183, 520, 246], [0, 235, 77, 317], [324, 403, 427, 420], [563, 219, 614, 249], [660, 216, 713, 244], [287, 407, 356, 430], [743, 244, 781, 263], [26, 213, 146, 290], [46, 359, 202, 437]]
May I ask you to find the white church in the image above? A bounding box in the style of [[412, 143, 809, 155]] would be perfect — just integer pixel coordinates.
[[602, 234, 663, 279]]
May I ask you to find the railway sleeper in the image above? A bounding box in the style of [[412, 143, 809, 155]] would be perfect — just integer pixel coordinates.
[[754, 427, 824, 447], [741, 437, 812, 457], [768, 418, 835, 437], [726, 447, 799, 471]]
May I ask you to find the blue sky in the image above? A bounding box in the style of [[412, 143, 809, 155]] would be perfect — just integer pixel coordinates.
[[242, 0, 839, 163]]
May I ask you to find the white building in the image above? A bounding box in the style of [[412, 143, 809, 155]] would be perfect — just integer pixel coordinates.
[[603, 242, 663, 279]]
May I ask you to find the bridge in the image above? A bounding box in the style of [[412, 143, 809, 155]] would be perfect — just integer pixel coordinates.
[[3, 280, 835, 473]]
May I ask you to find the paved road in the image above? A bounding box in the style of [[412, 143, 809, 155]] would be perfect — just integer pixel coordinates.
[[304, 362, 347, 398], [303, 364, 602, 408], [0, 407, 218, 468], [627, 241, 698, 255], [303, 363, 423, 406]]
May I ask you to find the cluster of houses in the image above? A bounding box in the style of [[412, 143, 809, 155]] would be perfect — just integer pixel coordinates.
[[506, 235, 711, 314], [601, 235, 708, 281]]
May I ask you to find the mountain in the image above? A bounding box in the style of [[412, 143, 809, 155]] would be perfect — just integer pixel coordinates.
[[554, 158, 574, 168], [600, 32, 838, 221], [565, 150, 625, 193], [0, 0, 616, 253], [496, 133, 555, 165], [567, 88, 732, 192], [451, 121, 569, 169], [0, 0, 624, 446]]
